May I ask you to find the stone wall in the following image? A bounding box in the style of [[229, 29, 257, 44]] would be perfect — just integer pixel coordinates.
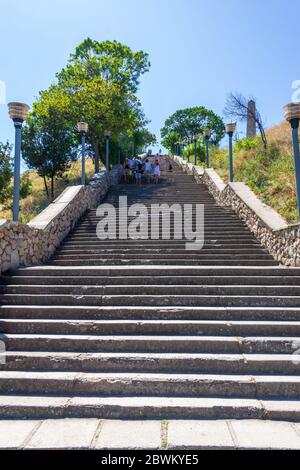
[[173, 155, 300, 267], [0, 166, 122, 274]]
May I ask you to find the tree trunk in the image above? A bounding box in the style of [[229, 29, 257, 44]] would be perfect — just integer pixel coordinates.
[[90, 135, 99, 173], [50, 176, 54, 200], [94, 145, 99, 173], [257, 122, 268, 149], [43, 176, 49, 198]]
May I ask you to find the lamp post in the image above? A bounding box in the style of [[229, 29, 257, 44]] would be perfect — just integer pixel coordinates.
[[182, 139, 188, 162], [8, 102, 30, 222], [284, 103, 300, 220], [192, 136, 198, 166], [182, 141, 186, 160], [226, 123, 237, 182], [203, 129, 211, 167], [104, 130, 111, 170], [77, 122, 88, 186]]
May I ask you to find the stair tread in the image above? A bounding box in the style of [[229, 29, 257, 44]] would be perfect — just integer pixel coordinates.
[[1, 371, 300, 381]]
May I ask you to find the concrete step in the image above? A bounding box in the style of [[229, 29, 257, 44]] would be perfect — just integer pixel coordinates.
[[2, 305, 300, 321], [2, 334, 300, 354], [63, 241, 268, 249], [70, 229, 255, 235], [57, 248, 267, 255], [10, 266, 292, 277], [52, 252, 272, 259], [2, 293, 295, 306], [1, 372, 300, 399], [77, 222, 247, 228], [49, 260, 278, 266], [2, 284, 299, 296], [2, 351, 300, 374], [2, 319, 300, 337], [0, 395, 299, 420], [65, 235, 261, 242], [3, 275, 299, 286]]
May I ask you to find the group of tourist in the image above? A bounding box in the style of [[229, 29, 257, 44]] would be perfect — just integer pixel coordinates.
[[123, 154, 173, 185]]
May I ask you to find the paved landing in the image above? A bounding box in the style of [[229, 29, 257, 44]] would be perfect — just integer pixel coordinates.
[[1, 419, 300, 450]]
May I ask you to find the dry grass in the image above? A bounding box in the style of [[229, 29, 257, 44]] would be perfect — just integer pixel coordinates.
[[0, 157, 101, 223]]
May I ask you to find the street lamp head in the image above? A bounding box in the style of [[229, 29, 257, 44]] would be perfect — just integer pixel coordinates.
[[8, 102, 30, 123], [105, 129, 111, 138], [226, 122, 237, 135], [203, 129, 211, 138], [77, 122, 88, 133], [284, 103, 300, 123]]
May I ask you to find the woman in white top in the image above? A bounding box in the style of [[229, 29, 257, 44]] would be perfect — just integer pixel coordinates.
[[144, 159, 152, 183], [153, 162, 160, 184]]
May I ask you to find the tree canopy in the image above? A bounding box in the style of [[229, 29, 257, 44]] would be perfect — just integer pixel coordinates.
[[31, 39, 153, 172], [161, 107, 225, 152]]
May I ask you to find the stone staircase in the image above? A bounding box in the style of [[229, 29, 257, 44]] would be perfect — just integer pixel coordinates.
[[1, 163, 300, 420]]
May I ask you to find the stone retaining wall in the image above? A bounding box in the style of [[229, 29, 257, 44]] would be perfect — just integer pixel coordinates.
[[0, 166, 122, 274], [173, 155, 300, 266]]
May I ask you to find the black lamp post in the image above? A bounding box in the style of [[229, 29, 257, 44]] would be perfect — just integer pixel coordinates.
[[104, 129, 111, 170], [203, 129, 211, 167], [226, 123, 237, 182], [8, 102, 30, 222], [193, 135, 198, 166], [284, 103, 300, 220], [77, 122, 88, 186]]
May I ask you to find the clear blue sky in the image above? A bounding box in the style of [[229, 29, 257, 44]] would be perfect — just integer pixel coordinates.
[[0, 0, 299, 154]]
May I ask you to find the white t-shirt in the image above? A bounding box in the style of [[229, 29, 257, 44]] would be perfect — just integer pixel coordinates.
[[153, 166, 160, 176], [145, 162, 152, 172]]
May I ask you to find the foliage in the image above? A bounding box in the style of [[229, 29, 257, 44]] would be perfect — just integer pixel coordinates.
[[233, 136, 260, 151], [209, 126, 298, 223], [0, 142, 13, 205], [34, 39, 152, 171], [161, 107, 225, 152], [182, 141, 206, 164], [19, 173, 32, 200], [22, 107, 77, 199], [0, 142, 32, 210]]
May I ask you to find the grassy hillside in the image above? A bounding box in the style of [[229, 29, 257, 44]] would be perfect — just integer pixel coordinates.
[[0, 157, 99, 223], [209, 121, 297, 223]]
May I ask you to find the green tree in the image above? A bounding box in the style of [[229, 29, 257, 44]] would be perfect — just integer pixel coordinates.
[[0, 142, 13, 205], [131, 128, 157, 155], [35, 39, 151, 172], [161, 107, 225, 152], [22, 108, 77, 199], [0, 142, 32, 212], [183, 141, 206, 164]]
